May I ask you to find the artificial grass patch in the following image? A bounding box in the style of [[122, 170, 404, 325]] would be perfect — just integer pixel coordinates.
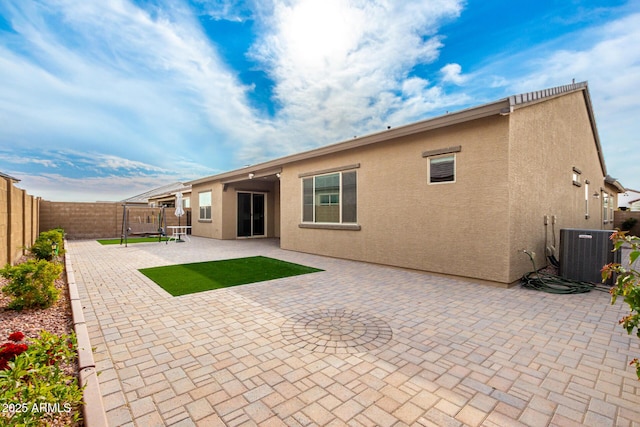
[[97, 237, 168, 245], [139, 256, 323, 296]]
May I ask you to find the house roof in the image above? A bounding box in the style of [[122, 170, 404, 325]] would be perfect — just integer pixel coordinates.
[[122, 182, 190, 204], [188, 81, 607, 185], [605, 175, 625, 193], [0, 171, 20, 182]]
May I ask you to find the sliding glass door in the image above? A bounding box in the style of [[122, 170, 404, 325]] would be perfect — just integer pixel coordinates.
[[237, 192, 265, 237]]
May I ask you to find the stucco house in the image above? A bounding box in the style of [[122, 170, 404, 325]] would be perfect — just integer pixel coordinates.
[[187, 81, 623, 286]]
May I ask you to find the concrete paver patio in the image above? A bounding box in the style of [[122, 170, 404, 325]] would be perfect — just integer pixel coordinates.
[[68, 237, 640, 426]]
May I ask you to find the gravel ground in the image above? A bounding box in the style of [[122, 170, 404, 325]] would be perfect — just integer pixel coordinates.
[[0, 255, 81, 426]]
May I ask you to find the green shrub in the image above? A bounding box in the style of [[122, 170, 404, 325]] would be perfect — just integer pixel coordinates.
[[0, 331, 83, 426], [29, 229, 65, 261], [602, 231, 640, 379], [0, 259, 62, 310]]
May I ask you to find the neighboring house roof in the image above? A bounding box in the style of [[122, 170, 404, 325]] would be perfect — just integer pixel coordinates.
[[618, 188, 640, 208], [122, 182, 190, 204], [188, 81, 606, 186], [0, 171, 20, 182]]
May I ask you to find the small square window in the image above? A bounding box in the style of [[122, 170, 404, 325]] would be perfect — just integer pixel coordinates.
[[429, 154, 455, 184], [572, 167, 582, 187]]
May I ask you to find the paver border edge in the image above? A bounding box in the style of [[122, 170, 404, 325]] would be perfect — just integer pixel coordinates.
[[64, 241, 109, 427]]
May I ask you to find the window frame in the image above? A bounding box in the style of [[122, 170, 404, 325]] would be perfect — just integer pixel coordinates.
[[428, 153, 456, 184], [608, 192, 614, 223], [572, 167, 582, 187], [603, 191, 608, 223], [301, 170, 357, 225], [584, 180, 590, 219], [198, 190, 212, 221]]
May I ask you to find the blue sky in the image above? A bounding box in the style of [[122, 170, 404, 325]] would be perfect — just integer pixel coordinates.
[[0, 0, 639, 201]]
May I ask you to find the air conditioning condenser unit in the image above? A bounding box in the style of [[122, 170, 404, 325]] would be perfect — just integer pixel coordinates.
[[559, 229, 620, 284]]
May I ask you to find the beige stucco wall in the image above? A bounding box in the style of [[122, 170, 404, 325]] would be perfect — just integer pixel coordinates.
[[506, 91, 610, 282], [280, 115, 514, 283], [188, 88, 613, 285], [190, 183, 221, 239], [191, 180, 280, 240]]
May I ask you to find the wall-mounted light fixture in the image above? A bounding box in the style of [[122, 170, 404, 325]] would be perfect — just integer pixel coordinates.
[[276, 173, 281, 178], [592, 191, 600, 199], [248, 173, 254, 179]]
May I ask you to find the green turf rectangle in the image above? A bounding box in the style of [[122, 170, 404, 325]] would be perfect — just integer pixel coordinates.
[[97, 237, 168, 245], [138, 256, 323, 296]]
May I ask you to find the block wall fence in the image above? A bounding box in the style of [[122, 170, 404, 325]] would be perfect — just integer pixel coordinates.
[[39, 201, 192, 240], [0, 177, 40, 265], [39, 201, 123, 240], [614, 210, 640, 237]]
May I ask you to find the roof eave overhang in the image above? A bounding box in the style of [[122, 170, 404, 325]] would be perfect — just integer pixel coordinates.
[[187, 99, 509, 186], [508, 82, 608, 177], [605, 175, 625, 193]]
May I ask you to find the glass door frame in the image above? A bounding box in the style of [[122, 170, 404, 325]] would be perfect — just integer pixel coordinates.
[[236, 191, 267, 238]]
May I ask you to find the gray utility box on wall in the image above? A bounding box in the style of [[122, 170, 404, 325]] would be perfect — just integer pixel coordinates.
[[559, 229, 620, 284]]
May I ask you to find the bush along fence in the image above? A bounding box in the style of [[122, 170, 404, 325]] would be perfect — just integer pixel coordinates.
[[0, 173, 40, 266], [0, 228, 107, 426]]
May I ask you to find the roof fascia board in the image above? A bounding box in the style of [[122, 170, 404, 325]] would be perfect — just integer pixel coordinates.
[[581, 87, 608, 177], [220, 167, 283, 184], [187, 81, 608, 187], [0, 172, 20, 182], [188, 99, 508, 185], [508, 81, 608, 178], [605, 175, 625, 193]]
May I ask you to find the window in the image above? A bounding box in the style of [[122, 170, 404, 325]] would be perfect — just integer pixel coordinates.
[[609, 193, 614, 222], [302, 171, 357, 224], [429, 154, 455, 183], [199, 191, 211, 220], [603, 191, 612, 224], [584, 181, 589, 219], [319, 194, 339, 205], [184, 197, 191, 208], [573, 167, 582, 187]]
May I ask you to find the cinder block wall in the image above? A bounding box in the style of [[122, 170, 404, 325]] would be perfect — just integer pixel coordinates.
[[614, 210, 640, 237], [40, 201, 122, 239], [39, 202, 192, 239], [1, 177, 40, 265]]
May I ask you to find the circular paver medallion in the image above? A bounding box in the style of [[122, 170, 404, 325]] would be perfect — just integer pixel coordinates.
[[281, 308, 393, 354]]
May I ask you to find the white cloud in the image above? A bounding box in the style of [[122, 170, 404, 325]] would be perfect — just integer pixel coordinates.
[[440, 63, 467, 85], [1, 0, 475, 201], [0, 153, 59, 168], [503, 13, 640, 188], [13, 172, 181, 202], [245, 0, 466, 160], [9, 0, 636, 202], [0, 0, 268, 170]]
